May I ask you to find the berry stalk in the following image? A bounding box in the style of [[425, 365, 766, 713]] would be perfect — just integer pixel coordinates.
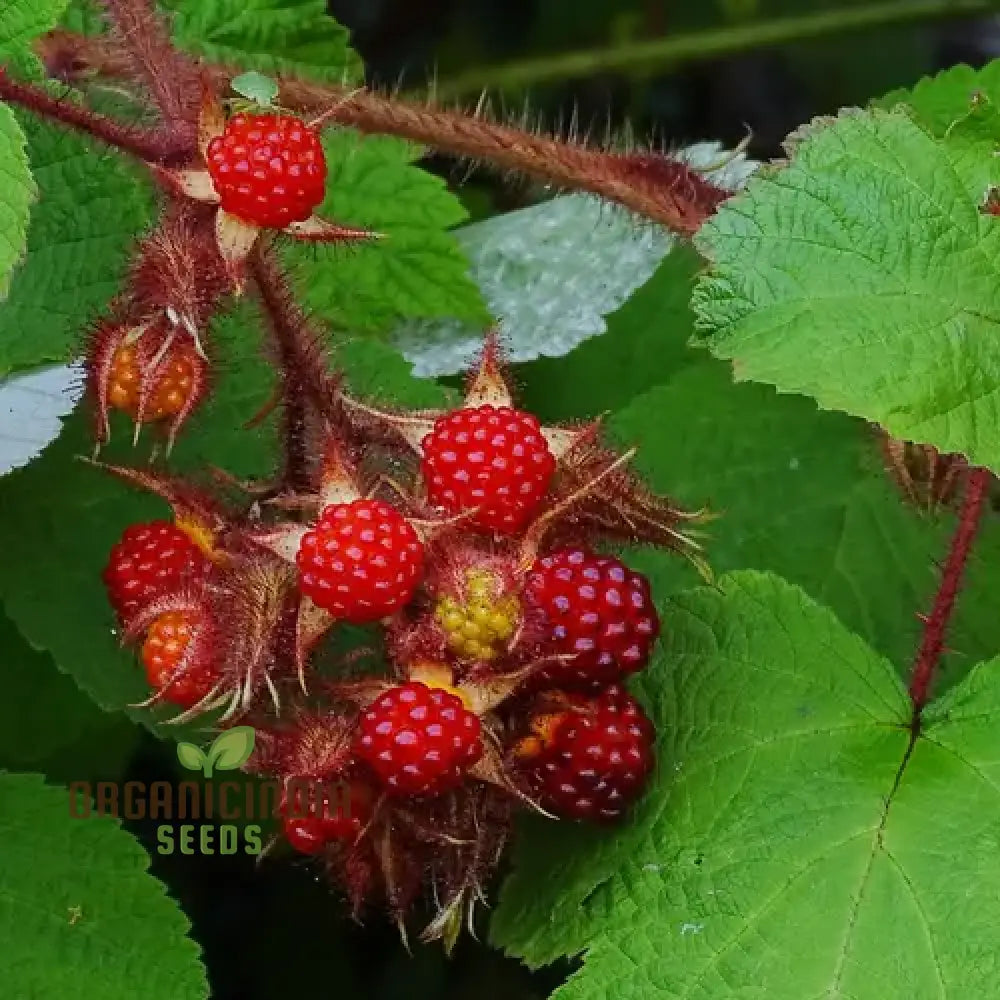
[[909, 465, 991, 713], [249, 246, 339, 492], [98, 0, 200, 143], [37, 30, 730, 234], [0, 70, 189, 162]]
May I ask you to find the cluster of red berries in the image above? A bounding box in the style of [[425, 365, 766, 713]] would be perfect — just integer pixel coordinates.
[[94, 122, 691, 931], [98, 347, 679, 936]]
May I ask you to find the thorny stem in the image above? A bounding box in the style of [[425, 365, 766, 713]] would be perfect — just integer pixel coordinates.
[[37, 31, 729, 234], [909, 466, 991, 714], [262, 85, 727, 233], [0, 70, 189, 163], [99, 0, 200, 144], [249, 246, 337, 492]]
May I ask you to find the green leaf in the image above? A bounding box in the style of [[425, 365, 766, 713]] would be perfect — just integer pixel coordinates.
[[525, 314, 995, 697], [876, 60, 1000, 136], [0, 114, 152, 376], [516, 244, 702, 422], [0, 772, 208, 998], [496, 571, 1000, 998], [608, 363, 967, 675], [207, 726, 255, 770], [0, 0, 70, 75], [392, 143, 756, 376], [494, 571, 912, 974], [330, 334, 454, 409], [176, 742, 207, 772], [0, 609, 138, 782], [286, 131, 487, 334], [693, 107, 1000, 472], [0, 106, 34, 303], [165, 0, 362, 85], [390, 193, 677, 376], [57, 0, 102, 36]]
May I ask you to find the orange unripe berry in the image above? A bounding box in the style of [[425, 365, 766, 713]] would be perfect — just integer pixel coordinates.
[[141, 610, 213, 708], [108, 343, 199, 421]]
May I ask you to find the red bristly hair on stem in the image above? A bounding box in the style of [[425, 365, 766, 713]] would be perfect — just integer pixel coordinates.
[[34, 29, 733, 234], [0, 68, 191, 163], [249, 245, 343, 494], [1, 0, 201, 164], [127, 199, 234, 330], [909, 466, 992, 714], [99, 0, 202, 147]]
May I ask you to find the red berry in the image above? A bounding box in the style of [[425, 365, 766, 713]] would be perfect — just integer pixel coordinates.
[[283, 816, 331, 855], [103, 520, 208, 622], [322, 784, 372, 841], [142, 610, 215, 709], [356, 681, 483, 797], [281, 781, 372, 854], [526, 686, 654, 821], [296, 499, 425, 623], [420, 404, 555, 534], [206, 113, 327, 228], [527, 548, 660, 687]]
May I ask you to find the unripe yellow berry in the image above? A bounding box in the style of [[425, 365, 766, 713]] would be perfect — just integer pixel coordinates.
[[434, 569, 520, 662]]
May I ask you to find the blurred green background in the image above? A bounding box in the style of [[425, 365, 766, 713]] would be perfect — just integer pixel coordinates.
[[337, 0, 999, 200], [125, 1, 1000, 996]]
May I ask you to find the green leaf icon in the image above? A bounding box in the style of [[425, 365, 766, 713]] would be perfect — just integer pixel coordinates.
[[206, 727, 256, 774], [230, 71, 279, 108], [176, 742, 208, 773]]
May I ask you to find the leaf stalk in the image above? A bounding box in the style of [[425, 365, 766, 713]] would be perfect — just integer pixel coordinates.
[[909, 466, 991, 713]]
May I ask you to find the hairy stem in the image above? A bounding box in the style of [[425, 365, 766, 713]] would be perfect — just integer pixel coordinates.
[[98, 0, 200, 143], [282, 87, 728, 233], [436, 0, 997, 97], [0, 70, 188, 162], [249, 246, 337, 492], [909, 466, 991, 713], [38, 32, 729, 233]]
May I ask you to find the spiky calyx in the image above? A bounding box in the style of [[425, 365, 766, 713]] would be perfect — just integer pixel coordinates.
[[421, 404, 556, 534], [126, 201, 234, 334], [249, 710, 357, 779], [141, 609, 217, 708], [356, 681, 483, 797], [879, 430, 971, 513], [526, 547, 660, 688], [207, 113, 328, 228], [123, 551, 299, 721], [517, 685, 654, 821]]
